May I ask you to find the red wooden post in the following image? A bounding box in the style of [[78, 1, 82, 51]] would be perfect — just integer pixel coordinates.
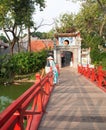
[[84, 67, 86, 76], [14, 122, 22, 130], [87, 66, 91, 79], [45, 79, 50, 95], [82, 66, 84, 75], [80, 65, 83, 74], [79, 65, 81, 73], [86, 64, 89, 78], [35, 73, 41, 83], [91, 68, 95, 81], [36, 93, 43, 113], [35, 73, 43, 113], [98, 66, 103, 87]]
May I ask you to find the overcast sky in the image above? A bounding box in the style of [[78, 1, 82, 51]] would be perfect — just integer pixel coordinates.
[[34, 0, 81, 32]]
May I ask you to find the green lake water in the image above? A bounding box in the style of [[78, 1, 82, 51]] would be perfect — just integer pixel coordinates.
[[0, 82, 33, 112]]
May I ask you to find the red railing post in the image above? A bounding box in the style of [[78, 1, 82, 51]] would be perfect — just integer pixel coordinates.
[[80, 65, 83, 74], [14, 121, 22, 130], [98, 66, 103, 87], [35, 73, 41, 83], [91, 68, 95, 82], [36, 92, 43, 113], [77, 64, 106, 92], [35, 73, 43, 113], [87, 65, 91, 79], [45, 78, 50, 95], [86, 64, 89, 78]]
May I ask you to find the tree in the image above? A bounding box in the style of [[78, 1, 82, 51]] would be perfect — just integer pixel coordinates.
[[0, 0, 45, 55], [63, 0, 106, 67], [31, 29, 54, 39], [75, 0, 106, 47], [71, 0, 106, 37], [72, 0, 106, 66], [54, 13, 76, 33]]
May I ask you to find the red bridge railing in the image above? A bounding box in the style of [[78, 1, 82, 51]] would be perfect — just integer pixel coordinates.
[[78, 65, 106, 92], [0, 71, 54, 130]]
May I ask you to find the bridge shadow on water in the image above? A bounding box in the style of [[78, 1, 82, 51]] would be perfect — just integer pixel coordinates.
[[38, 67, 106, 130]]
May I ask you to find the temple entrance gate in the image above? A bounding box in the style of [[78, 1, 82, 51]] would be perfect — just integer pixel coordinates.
[[54, 33, 81, 68]]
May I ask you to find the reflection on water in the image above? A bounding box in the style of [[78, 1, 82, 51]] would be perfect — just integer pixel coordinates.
[[0, 96, 13, 112]]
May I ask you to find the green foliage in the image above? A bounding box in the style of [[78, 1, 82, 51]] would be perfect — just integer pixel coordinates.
[[31, 31, 42, 38], [0, 50, 47, 84], [0, 0, 45, 28], [90, 48, 106, 69], [90, 47, 100, 63], [72, 0, 106, 68], [0, 55, 15, 84], [54, 13, 76, 33], [0, 35, 8, 43], [0, 0, 46, 54], [31, 30, 54, 39], [99, 52, 106, 70], [11, 50, 47, 74]]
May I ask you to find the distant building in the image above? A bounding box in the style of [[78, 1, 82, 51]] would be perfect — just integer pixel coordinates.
[[29, 39, 54, 52]]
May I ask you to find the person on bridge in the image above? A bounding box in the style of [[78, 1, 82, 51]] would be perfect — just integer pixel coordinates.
[[47, 56, 59, 85]]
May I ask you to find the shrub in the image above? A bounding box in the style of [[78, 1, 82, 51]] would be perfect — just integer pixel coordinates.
[[11, 50, 47, 74], [90, 47, 100, 64], [0, 50, 47, 84], [90, 48, 106, 70], [0, 55, 15, 84]]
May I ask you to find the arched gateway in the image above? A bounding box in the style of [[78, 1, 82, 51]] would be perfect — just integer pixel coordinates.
[[54, 32, 81, 68]]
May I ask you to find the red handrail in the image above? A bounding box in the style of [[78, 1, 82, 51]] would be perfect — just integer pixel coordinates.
[[0, 71, 54, 130], [78, 65, 106, 92]]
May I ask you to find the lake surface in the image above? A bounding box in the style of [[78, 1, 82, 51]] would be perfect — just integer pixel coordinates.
[[0, 82, 33, 112]]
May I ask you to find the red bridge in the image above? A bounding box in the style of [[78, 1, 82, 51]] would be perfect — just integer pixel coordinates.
[[0, 66, 106, 130]]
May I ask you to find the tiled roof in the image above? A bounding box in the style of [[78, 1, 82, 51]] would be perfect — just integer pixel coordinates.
[[55, 32, 80, 38], [30, 39, 54, 52]]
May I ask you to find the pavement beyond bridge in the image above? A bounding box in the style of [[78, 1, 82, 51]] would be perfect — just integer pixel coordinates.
[[38, 67, 106, 130]]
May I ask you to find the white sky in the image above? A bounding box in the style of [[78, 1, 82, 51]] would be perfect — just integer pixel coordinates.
[[34, 0, 81, 32]]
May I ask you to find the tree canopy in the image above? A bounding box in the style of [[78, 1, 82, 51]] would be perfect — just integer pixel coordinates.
[[0, 0, 46, 54], [54, 13, 76, 33], [54, 0, 106, 67]]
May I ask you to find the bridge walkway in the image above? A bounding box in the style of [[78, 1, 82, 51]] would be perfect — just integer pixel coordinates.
[[38, 67, 106, 130]]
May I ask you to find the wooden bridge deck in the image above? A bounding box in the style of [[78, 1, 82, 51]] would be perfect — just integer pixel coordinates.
[[38, 67, 106, 130]]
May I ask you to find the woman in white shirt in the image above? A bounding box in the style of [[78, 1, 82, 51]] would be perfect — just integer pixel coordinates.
[[47, 56, 58, 85]]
